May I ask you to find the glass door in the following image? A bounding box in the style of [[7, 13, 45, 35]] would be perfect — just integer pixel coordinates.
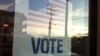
[[0, 0, 90, 56]]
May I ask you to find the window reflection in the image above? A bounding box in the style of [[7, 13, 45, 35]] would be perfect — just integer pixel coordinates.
[[0, 0, 89, 56], [69, 0, 89, 56], [70, 0, 89, 37]]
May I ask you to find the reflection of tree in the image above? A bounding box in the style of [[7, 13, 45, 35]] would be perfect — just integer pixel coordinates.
[[71, 36, 89, 56], [14, 12, 27, 34]]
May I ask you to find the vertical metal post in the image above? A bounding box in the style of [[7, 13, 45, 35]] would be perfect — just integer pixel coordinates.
[[65, 0, 69, 37]]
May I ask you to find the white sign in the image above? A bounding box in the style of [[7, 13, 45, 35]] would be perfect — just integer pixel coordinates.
[[13, 0, 71, 56]]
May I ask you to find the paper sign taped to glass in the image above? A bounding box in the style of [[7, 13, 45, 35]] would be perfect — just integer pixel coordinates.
[[13, 0, 72, 56]]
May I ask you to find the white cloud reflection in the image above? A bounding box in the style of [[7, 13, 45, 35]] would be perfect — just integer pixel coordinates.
[[73, 8, 88, 18]]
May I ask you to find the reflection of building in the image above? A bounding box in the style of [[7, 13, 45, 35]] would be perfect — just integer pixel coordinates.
[[0, 10, 14, 56], [0, 10, 27, 56]]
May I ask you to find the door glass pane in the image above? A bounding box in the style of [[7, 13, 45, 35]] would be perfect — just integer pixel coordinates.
[[0, 0, 89, 56]]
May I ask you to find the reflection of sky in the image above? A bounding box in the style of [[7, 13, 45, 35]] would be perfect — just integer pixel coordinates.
[[0, 0, 15, 11], [69, 0, 89, 37], [0, 0, 14, 4], [27, 0, 66, 37], [72, 0, 88, 10]]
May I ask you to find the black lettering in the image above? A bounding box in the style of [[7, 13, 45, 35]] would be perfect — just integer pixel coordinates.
[[31, 38, 41, 54], [57, 39, 63, 53], [41, 38, 49, 53], [50, 39, 56, 53]]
